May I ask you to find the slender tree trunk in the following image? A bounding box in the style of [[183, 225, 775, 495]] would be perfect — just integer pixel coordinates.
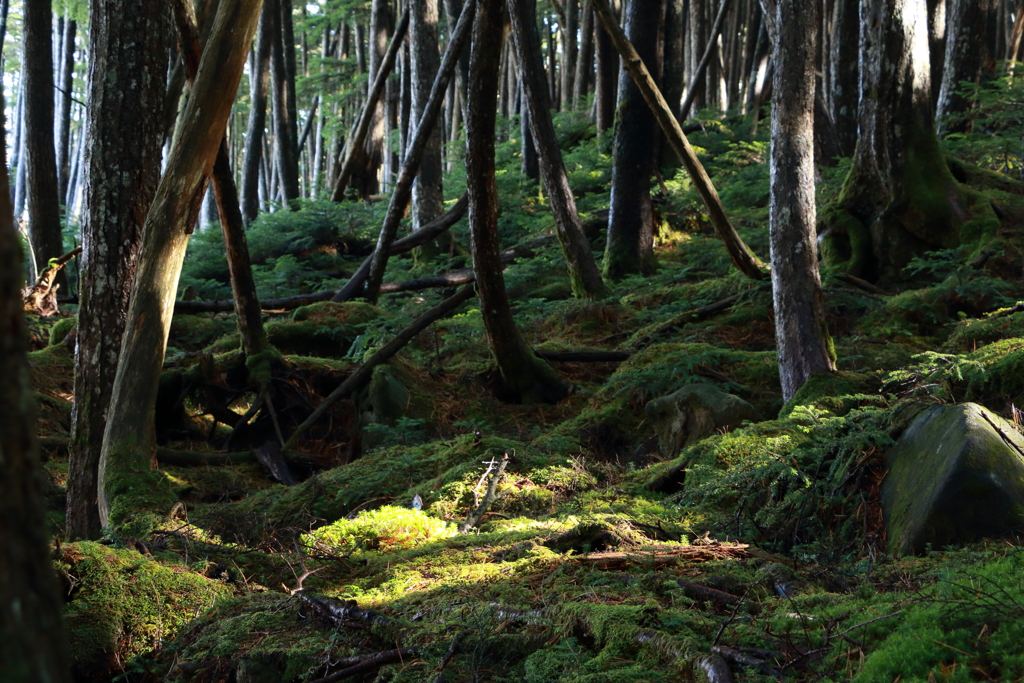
[[97, 0, 262, 531], [269, 0, 300, 204], [55, 18, 76, 205], [0, 86, 73, 683], [763, 0, 835, 401], [688, 0, 708, 113], [603, 0, 665, 280], [573, 0, 595, 107], [241, 1, 273, 226], [520, 81, 539, 180], [935, 0, 998, 134], [364, 0, 394, 196], [560, 0, 579, 111], [410, 0, 444, 238], [24, 0, 65, 291], [663, 0, 686, 119], [927, 0, 946, 107], [594, 1, 619, 131], [67, 0, 169, 541], [509, 0, 610, 299], [467, 0, 573, 404], [828, 0, 858, 156]]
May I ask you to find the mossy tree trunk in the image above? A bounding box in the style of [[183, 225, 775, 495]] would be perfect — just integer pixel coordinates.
[[0, 95, 72, 683], [508, 0, 611, 300], [97, 0, 264, 530], [466, 0, 573, 404], [67, 0, 169, 541], [602, 0, 664, 280], [820, 0, 965, 283], [762, 0, 836, 401]]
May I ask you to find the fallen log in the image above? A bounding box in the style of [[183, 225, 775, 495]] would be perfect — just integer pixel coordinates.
[[570, 543, 752, 570], [306, 649, 420, 683], [534, 350, 632, 363]]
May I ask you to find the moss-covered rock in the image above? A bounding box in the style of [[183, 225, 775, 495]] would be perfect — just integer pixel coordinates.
[[882, 403, 1024, 555], [645, 383, 762, 458], [48, 314, 77, 346], [57, 542, 231, 680]]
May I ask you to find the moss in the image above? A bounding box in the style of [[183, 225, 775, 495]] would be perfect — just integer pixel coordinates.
[[778, 371, 880, 419], [946, 310, 1024, 352], [57, 542, 231, 680], [48, 315, 77, 346], [291, 300, 388, 325], [169, 314, 236, 352]]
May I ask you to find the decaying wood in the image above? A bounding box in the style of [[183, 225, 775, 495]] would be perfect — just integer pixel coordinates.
[[296, 590, 398, 630], [305, 648, 420, 683], [459, 451, 509, 532], [570, 542, 752, 570], [627, 293, 744, 349], [284, 284, 476, 450], [590, 0, 766, 281], [254, 441, 297, 485], [835, 272, 893, 297], [694, 654, 735, 683], [21, 246, 81, 317], [711, 645, 780, 676]]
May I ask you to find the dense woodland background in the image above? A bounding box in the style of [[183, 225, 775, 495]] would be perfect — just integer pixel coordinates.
[[6, 0, 1024, 681]]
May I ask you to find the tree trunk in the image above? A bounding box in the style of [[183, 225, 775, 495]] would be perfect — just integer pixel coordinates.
[[927, 0, 946, 107], [55, 18, 76, 205], [560, 0, 578, 111], [67, 0, 170, 542], [24, 0, 65, 292], [603, 0, 664, 280], [269, 0, 300, 204], [363, 0, 394, 197], [97, 0, 262, 531], [935, 0, 998, 134], [467, 0, 573, 404], [821, 0, 965, 283], [763, 0, 836, 401], [828, 0, 858, 156], [662, 0, 686, 120], [241, 1, 273, 226], [0, 88, 73, 683], [688, 0, 708, 113], [573, 0, 595, 107], [410, 0, 445, 242], [520, 82, 539, 180], [509, 0, 610, 299]]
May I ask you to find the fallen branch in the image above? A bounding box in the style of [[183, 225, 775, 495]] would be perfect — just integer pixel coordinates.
[[711, 645, 780, 676], [283, 284, 476, 450], [306, 648, 419, 683], [459, 452, 510, 532], [296, 591, 397, 630], [22, 246, 82, 317], [694, 654, 735, 683], [627, 294, 744, 349], [835, 273, 893, 297], [570, 543, 752, 570]]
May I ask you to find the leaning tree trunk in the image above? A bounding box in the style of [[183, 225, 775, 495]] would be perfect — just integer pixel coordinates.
[[820, 0, 966, 283], [467, 0, 573, 404], [24, 0, 66, 292], [241, 1, 273, 226], [762, 0, 836, 401], [97, 0, 263, 531], [508, 0, 610, 299], [409, 0, 445, 251], [66, 0, 170, 542], [935, 0, 998, 135], [0, 91, 73, 683], [603, 0, 665, 280]]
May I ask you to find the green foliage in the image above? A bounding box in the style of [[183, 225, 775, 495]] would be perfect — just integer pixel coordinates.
[[303, 505, 457, 555], [941, 64, 1024, 176]]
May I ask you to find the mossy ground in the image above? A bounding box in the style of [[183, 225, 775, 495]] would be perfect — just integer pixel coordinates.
[[30, 115, 1024, 682]]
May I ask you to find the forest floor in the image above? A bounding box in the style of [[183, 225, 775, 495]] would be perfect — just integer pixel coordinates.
[[28, 116, 1024, 682]]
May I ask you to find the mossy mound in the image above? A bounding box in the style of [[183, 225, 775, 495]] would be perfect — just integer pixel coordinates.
[[779, 371, 883, 419], [169, 314, 237, 352], [946, 309, 1024, 351], [291, 300, 387, 326], [48, 314, 77, 346], [57, 541, 231, 681]]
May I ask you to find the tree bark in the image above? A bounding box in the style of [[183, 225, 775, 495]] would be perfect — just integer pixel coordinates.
[[66, 0, 169, 540], [24, 0, 66, 292], [467, 0, 573, 404], [0, 88, 73, 683], [560, 0, 579, 111], [509, 0, 611, 299], [828, 0, 858, 156], [573, 1, 595, 107], [935, 0, 998, 134], [97, 0, 263, 530], [409, 0, 446, 241], [363, 0, 394, 197], [55, 18, 76, 205], [594, 0, 619, 132], [603, 0, 664, 280], [764, 0, 835, 401], [241, 1, 273, 226], [269, 0, 300, 204], [821, 0, 965, 283]]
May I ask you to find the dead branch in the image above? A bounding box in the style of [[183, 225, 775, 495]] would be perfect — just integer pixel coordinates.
[[834, 272, 893, 297], [460, 452, 510, 532], [283, 284, 476, 450], [711, 645, 780, 676], [306, 648, 420, 683], [627, 293, 744, 349], [22, 246, 81, 317], [694, 654, 735, 683], [295, 591, 398, 630]]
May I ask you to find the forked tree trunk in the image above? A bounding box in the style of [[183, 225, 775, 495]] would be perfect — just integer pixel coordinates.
[[24, 0, 66, 291], [603, 0, 664, 280], [821, 0, 966, 283], [66, 0, 170, 541], [97, 0, 263, 530], [467, 0, 573, 404], [762, 0, 836, 401], [0, 93, 73, 683], [241, 1, 273, 226], [508, 0, 610, 299]]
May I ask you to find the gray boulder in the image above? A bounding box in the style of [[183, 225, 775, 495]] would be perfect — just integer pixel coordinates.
[[645, 384, 762, 458], [882, 402, 1024, 555]]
